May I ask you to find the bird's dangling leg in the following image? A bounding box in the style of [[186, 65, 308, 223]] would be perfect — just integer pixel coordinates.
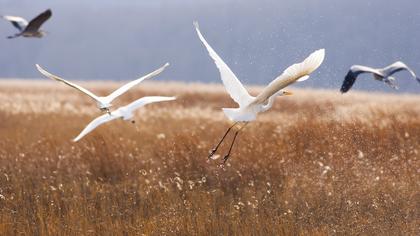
[[384, 77, 399, 90], [7, 33, 20, 39], [222, 122, 248, 164], [208, 122, 238, 160]]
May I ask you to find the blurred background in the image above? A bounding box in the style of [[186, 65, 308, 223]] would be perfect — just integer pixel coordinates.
[[0, 0, 419, 93]]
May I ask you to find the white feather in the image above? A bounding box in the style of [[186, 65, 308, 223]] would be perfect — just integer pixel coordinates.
[[73, 96, 176, 142], [254, 49, 325, 103], [36, 63, 169, 110], [194, 21, 253, 107]]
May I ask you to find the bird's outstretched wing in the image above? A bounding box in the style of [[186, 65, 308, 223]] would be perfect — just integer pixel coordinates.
[[340, 65, 380, 93], [253, 49, 325, 103], [25, 9, 52, 32], [340, 70, 358, 93], [73, 113, 120, 142], [124, 96, 176, 112], [36, 64, 101, 102], [2, 15, 28, 31], [383, 61, 420, 82], [194, 21, 253, 107], [105, 63, 170, 102]]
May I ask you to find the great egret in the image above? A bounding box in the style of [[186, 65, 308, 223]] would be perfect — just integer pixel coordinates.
[[341, 61, 420, 93], [73, 96, 176, 142], [36, 63, 170, 113], [2, 9, 52, 39], [194, 21, 325, 163]]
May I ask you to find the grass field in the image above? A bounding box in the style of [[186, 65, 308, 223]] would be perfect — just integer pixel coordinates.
[[0, 80, 419, 235]]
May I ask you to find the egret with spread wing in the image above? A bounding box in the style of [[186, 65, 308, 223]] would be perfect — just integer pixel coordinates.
[[194, 21, 325, 163], [341, 61, 420, 93], [2, 9, 52, 39], [36, 63, 170, 113], [73, 96, 176, 142]]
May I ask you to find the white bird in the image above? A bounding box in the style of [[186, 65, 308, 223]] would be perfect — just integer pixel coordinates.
[[341, 61, 420, 93], [194, 21, 325, 162], [36, 63, 170, 113], [2, 9, 52, 39], [73, 96, 176, 142]]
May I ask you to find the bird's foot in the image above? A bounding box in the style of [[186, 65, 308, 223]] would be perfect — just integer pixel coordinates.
[[131, 120, 136, 124], [207, 148, 217, 160], [384, 79, 399, 90], [389, 84, 399, 90], [222, 154, 230, 164]]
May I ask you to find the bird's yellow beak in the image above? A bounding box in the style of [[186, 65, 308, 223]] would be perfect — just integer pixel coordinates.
[[283, 91, 293, 96]]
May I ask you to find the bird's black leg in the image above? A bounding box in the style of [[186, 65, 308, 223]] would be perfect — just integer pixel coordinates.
[[222, 122, 248, 164], [208, 122, 238, 160], [7, 33, 20, 39], [384, 78, 399, 90]]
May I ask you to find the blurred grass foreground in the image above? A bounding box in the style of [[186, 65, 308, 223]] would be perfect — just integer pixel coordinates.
[[0, 80, 419, 235]]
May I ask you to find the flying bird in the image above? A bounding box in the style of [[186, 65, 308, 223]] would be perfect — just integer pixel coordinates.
[[73, 96, 176, 142], [36, 63, 170, 113], [194, 21, 325, 163], [341, 61, 420, 93], [2, 9, 52, 39]]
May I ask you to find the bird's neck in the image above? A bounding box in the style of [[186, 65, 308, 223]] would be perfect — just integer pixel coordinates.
[[261, 95, 276, 112]]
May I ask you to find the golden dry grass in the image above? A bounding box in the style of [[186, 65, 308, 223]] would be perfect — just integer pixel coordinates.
[[0, 80, 419, 235]]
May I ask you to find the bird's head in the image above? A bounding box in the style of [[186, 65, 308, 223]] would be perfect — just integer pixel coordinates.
[[38, 29, 50, 38], [100, 107, 112, 113], [280, 91, 293, 96], [37, 30, 49, 37], [99, 103, 112, 112]]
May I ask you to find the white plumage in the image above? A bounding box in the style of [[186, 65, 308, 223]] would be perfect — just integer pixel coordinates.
[[36, 63, 170, 112], [194, 21, 325, 122], [73, 96, 176, 142], [194, 21, 325, 162]]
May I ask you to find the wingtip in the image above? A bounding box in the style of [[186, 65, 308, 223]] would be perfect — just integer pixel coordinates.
[[316, 48, 326, 59], [193, 21, 199, 29], [164, 62, 170, 67], [35, 64, 48, 74], [35, 64, 43, 71], [304, 48, 326, 71]]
